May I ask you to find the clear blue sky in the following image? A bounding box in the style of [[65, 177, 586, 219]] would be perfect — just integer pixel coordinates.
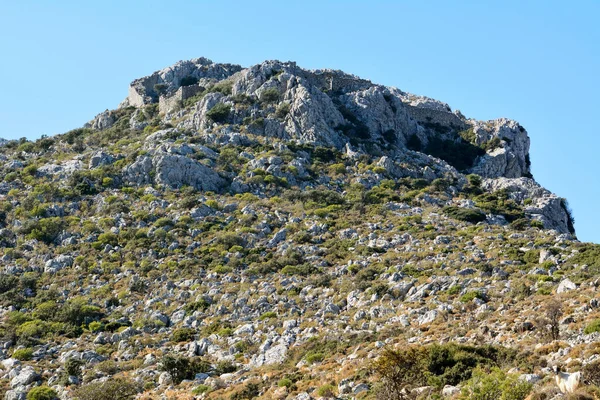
[[1, 1, 598, 242]]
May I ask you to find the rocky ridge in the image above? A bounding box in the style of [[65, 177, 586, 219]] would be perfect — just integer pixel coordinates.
[[0, 58, 594, 400]]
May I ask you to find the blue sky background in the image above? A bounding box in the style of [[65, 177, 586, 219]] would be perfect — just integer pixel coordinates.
[[0, 1, 598, 242]]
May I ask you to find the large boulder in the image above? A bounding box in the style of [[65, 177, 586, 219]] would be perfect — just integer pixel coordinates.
[[85, 109, 117, 130], [123, 150, 226, 192], [10, 366, 40, 388]]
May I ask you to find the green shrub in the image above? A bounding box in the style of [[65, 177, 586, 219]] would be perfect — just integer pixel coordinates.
[[275, 102, 290, 119], [467, 174, 482, 187], [159, 355, 210, 384], [13, 348, 33, 361], [281, 264, 317, 276], [206, 103, 230, 123], [277, 378, 293, 388], [459, 367, 532, 400], [65, 357, 84, 378], [180, 76, 198, 86], [88, 321, 103, 333], [209, 81, 233, 95], [72, 377, 141, 400], [185, 299, 210, 313], [510, 218, 530, 231], [373, 343, 524, 397], [260, 88, 280, 103], [97, 232, 118, 246], [304, 351, 325, 364], [192, 384, 210, 395], [215, 360, 237, 374], [443, 206, 486, 223], [259, 311, 277, 320], [313, 146, 337, 163], [20, 217, 65, 244], [523, 250, 540, 264], [316, 384, 336, 397], [172, 327, 195, 343], [460, 291, 483, 303], [584, 319, 600, 335], [26, 386, 58, 400]]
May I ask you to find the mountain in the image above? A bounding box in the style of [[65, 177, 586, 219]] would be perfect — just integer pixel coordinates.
[[0, 58, 597, 400]]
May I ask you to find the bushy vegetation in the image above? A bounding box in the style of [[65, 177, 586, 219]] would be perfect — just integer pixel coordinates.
[[373, 343, 531, 399], [459, 367, 532, 400], [72, 377, 141, 400], [159, 355, 210, 384], [443, 206, 486, 223], [260, 87, 280, 103], [26, 386, 58, 400], [206, 103, 231, 123]]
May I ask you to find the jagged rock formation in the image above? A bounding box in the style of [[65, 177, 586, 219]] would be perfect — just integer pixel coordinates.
[[110, 57, 568, 233]]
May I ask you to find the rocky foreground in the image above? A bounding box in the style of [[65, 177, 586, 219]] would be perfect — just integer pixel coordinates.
[[0, 58, 598, 400]]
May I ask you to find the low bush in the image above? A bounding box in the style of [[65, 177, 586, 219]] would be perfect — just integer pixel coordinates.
[[584, 319, 600, 335], [206, 103, 230, 123], [26, 386, 58, 400], [13, 347, 33, 361], [459, 367, 532, 400], [260, 88, 280, 103], [72, 377, 141, 400], [171, 327, 195, 342], [159, 355, 210, 384], [443, 206, 486, 223], [373, 343, 526, 398], [317, 384, 336, 397]]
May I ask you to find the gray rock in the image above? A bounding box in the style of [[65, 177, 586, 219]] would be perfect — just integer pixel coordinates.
[[44, 255, 74, 273], [267, 228, 287, 248], [294, 393, 312, 400], [4, 390, 26, 400], [89, 151, 114, 168], [483, 177, 573, 234], [353, 383, 370, 394], [442, 385, 460, 397], [519, 373, 541, 384], [418, 310, 438, 325], [557, 278, 577, 293], [86, 109, 117, 130], [10, 366, 40, 388], [158, 371, 172, 386], [124, 152, 226, 192], [469, 118, 530, 179]]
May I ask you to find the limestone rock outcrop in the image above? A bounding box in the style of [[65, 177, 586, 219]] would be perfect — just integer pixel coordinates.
[[483, 177, 574, 234], [123, 144, 226, 192]]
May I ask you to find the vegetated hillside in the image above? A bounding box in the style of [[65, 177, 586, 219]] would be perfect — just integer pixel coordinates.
[[0, 58, 597, 400]]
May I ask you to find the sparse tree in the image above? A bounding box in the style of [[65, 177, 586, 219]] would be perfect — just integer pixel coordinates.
[[535, 300, 563, 341]]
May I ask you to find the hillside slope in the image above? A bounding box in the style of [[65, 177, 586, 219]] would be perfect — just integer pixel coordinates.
[[0, 58, 597, 400]]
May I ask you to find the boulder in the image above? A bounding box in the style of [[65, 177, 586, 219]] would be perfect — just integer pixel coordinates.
[[10, 366, 40, 388]]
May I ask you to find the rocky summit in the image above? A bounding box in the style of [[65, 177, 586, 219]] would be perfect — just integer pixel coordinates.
[[0, 58, 597, 400]]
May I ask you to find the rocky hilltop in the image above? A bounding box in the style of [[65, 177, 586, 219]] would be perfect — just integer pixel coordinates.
[[0, 58, 597, 400]]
